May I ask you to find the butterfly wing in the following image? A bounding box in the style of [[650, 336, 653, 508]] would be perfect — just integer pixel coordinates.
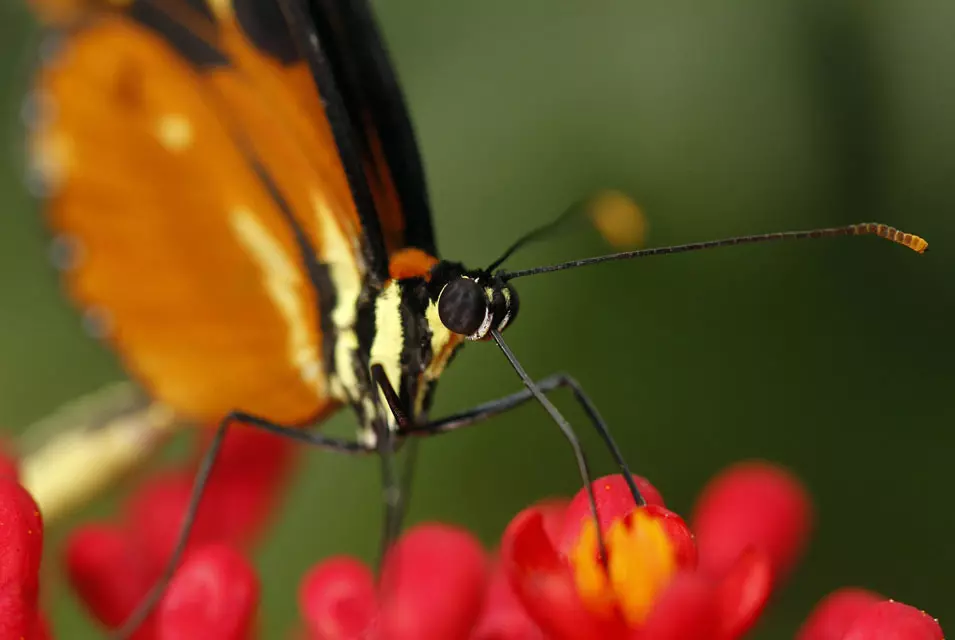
[[29, 0, 378, 425], [307, 0, 437, 258]]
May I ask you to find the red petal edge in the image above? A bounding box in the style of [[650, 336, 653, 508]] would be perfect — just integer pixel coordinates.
[[638, 572, 720, 640], [644, 505, 698, 571], [156, 544, 258, 640], [65, 524, 155, 633], [693, 461, 812, 581], [0, 478, 44, 640], [843, 600, 943, 640], [376, 523, 487, 640], [797, 588, 883, 640], [299, 556, 376, 640], [471, 559, 545, 640], [715, 547, 773, 640]]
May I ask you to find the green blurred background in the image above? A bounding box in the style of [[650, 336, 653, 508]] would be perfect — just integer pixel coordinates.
[[1, 0, 953, 637]]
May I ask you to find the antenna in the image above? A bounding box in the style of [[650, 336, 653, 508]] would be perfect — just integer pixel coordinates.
[[499, 223, 928, 281], [486, 200, 583, 272], [486, 190, 647, 273]]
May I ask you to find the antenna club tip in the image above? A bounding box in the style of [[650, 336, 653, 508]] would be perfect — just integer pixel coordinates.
[[853, 223, 928, 254]]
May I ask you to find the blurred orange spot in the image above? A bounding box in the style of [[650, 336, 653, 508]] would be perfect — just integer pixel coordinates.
[[587, 190, 647, 249]]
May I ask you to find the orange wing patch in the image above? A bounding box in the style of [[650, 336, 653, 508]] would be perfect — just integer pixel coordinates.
[[388, 248, 439, 281], [30, 9, 364, 426]]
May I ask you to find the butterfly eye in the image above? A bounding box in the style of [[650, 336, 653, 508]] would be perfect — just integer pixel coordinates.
[[438, 278, 488, 337]]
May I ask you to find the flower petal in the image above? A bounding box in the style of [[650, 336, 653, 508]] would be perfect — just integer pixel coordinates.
[[693, 461, 811, 581], [559, 475, 664, 556], [192, 425, 296, 533], [156, 544, 258, 640], [471, 559, 545, 640], [643, 505, 697, 570], [535, 499, 571, 548], [377, 524, 487, 640], [193, 424, 295, 486], [299, 556, 376, 640], [638, 572, 719, 640], [842, 600, 943, 640], [715, 547, 773, 639], [0, 479, 43, 640], [65, 524, 155, 636], [797, 588, 883, 640], [502, 507, 624, 640]]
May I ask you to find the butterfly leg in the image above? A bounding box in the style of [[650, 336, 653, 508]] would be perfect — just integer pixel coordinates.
[[374, 410, 403, 564], [370, 364, 416, 565], [114, 410, 375, 640], [400, 373, 644, 507]]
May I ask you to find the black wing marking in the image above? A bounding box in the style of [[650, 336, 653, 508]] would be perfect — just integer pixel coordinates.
[[275, 0, 392, 284], [234, 0, 437, 265], [129, 0, 228, 67], [309, 0, 438, 258]]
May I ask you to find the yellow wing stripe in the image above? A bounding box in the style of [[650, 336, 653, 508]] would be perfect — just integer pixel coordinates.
[[229, 207, 325, 394]]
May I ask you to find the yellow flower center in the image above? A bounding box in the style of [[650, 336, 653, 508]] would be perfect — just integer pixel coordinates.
[[569, 510, 677, 627]]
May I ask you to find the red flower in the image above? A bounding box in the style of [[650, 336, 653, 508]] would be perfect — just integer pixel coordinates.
[[0, 435, 945, 640], [299, 523, 488, 640], [499, 465, 811, 640]]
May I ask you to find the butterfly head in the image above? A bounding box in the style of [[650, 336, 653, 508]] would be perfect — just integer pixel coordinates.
[[430, 263, 520, 341]]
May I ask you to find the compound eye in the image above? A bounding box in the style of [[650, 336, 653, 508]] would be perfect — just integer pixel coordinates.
[[438, 278, 488, 336]]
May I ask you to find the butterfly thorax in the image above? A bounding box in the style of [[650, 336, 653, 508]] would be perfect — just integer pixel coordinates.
[[329, 260, 520, 444]]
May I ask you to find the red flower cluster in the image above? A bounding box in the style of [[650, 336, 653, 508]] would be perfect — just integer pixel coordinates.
[[0, 439, 944, 640], [490, 465, 942, 640], [0, 426, 294, 639], [294, 464, 943, 640]]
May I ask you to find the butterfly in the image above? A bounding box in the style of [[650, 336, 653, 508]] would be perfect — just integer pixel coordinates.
[[24, 0, 927, 635]]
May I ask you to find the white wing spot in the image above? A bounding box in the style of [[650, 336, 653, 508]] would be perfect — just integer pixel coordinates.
[[206, 0, 234, 19], [28, 128, 72, 196], [156, 114, 193, 153]]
